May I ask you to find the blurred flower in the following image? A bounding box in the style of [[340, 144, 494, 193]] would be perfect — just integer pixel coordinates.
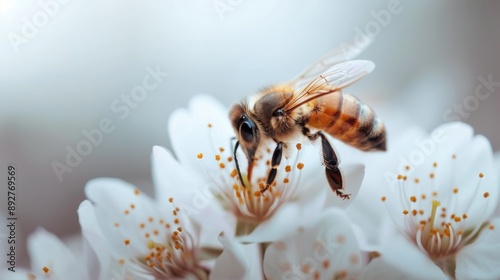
[[167, 95, 365, 242], [359, 122, 500, 279], [0, 228, 90, 280], [263, 208, 366, 280]]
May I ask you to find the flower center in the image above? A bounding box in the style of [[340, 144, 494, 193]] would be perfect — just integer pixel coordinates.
[[198, 123, 305, 227], [382, 154, 495, 260], [119, 193, 208, 279]]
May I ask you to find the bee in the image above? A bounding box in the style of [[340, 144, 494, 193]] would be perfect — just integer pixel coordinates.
[[229, 40, 386, 199]]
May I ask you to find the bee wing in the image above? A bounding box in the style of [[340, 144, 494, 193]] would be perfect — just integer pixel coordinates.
[[284, 60, 375, 112], [292, 37, 373, 89]]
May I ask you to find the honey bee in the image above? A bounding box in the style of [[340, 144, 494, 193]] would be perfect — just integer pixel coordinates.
[[229, 40, 386, 199]]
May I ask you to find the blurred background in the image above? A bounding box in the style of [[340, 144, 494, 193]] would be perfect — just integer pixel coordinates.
[[0, 0, 499, 265]]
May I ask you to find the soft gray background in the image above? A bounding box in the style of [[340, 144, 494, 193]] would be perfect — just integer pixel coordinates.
[[1, 0, 499, 265]]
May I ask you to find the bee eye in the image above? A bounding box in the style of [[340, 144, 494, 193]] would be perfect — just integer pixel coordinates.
[[240, 121, 255, 142]]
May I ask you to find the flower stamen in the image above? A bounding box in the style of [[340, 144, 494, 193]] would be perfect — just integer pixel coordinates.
[[430, 200, 441, 230]]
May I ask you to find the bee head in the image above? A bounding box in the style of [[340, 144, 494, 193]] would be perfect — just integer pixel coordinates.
[[229, 103, 261, 179]]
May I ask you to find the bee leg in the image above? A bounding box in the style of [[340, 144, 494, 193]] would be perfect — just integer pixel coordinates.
[[232, 139, 247, 188], [260, 141, 283, 195], [318, 132, 350, 200]]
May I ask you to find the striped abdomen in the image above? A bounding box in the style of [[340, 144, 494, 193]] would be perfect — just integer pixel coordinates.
[[304, 92, 386, 151]]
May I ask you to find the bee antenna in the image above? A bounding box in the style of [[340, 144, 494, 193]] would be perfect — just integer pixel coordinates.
[[232, 140, 247, 188]]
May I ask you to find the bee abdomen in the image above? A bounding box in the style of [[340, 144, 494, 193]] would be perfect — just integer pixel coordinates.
[[307, 92, 386, 151]]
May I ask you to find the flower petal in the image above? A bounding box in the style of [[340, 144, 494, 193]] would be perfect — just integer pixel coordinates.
[[237, 203, 302, 243], [27, 228, 87, 280], [210, 233, 262, 280], [78, 200, 111, 280], [433, 122, 474, 153], [152, 145, 203, 206], [451, 134, 498, 225], [364, 225, 447, 280], [84, 178, 159, 257], [494, 152, 500, 217], [264, 208, 363, 280], [360, 257, 438, 280], [168, 94, 234, 177], [346, 128, 426, 238], [324, 163, 365, 209], [152, 145, 237, 248], [0, 268, 33, 280], [455, 217, 500, 280]]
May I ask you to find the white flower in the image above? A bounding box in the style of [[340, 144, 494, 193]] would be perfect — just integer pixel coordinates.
[[167, 95, 365, 242], [82, 179, 207, 279], [357, 122, 500, 279], [263, 208, 366, 280], [80, 145, 261, 279], [0, 228, 91, 280]]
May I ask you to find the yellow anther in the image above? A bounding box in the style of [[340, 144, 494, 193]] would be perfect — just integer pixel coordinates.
[[230, 169, 238, 177]]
